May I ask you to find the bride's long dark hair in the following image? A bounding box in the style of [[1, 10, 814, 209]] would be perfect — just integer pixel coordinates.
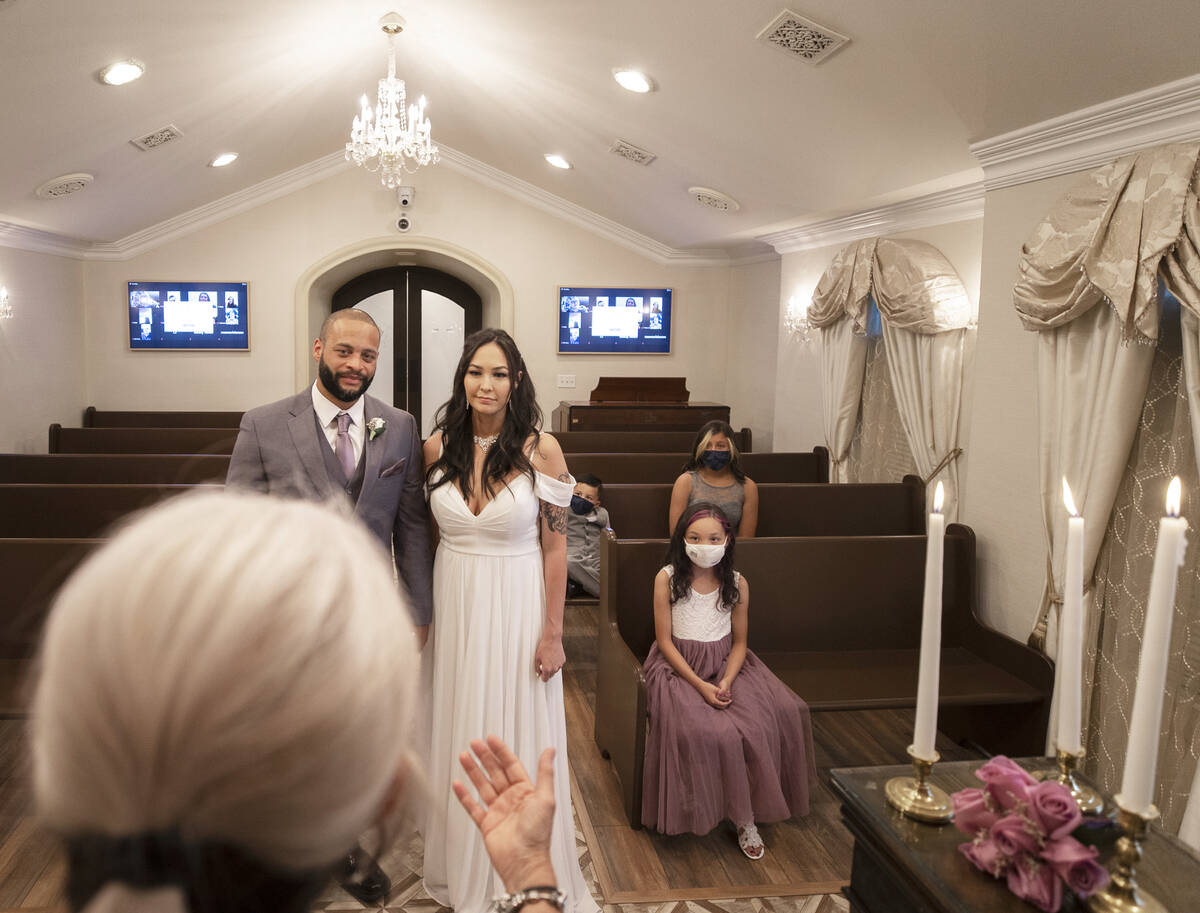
[[426, 328, 543, 500]]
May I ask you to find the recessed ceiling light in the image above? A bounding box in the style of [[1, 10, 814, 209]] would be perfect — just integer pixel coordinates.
[[209, 153, 239, 168], [613, 69, 655, 93], [544, 154, 571, 170], [99, 60, 145, 86]]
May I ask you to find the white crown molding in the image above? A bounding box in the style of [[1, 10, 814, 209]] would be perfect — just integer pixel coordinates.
[[758, 181, 985, 254], [0, 220, 90, 258], [436, 145, 733, 267], [970, 73, 1200, 191]]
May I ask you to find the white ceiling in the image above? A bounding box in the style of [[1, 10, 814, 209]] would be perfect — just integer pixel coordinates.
[[2, 0, 1199, 255]]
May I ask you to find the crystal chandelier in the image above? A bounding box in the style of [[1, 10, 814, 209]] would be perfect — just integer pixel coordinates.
[[346, 12, 439, 188], [784, 296, 815, 345]]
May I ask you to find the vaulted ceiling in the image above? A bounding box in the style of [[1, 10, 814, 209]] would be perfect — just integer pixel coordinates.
[[2, 0, 1198, 255]]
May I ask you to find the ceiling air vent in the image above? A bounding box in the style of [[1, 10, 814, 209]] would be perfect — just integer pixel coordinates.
[[610, 139, 657, 166], [35, 173, 94, 199], [757, 9, 850, 65], [130, 124, 185, 151], [688, 186, 740, 213]]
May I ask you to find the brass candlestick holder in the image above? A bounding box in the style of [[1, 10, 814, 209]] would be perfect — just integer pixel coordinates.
[[1033, 747, 1105, 814], [1087, 804, 1165, 913], [885, 746, 953, 823]]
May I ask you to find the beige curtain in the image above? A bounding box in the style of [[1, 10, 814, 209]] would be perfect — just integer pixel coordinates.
[[846, 335, 920, 484], [818, 317, 868, 483]]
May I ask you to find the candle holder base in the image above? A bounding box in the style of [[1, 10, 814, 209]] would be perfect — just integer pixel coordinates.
[[1033, 747, 1105, 814], [885, 747, 953, 824], [1086, 804, 1165, 913]]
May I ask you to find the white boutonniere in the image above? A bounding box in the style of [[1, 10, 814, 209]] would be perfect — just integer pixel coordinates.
[[367, 417, 387, 440]]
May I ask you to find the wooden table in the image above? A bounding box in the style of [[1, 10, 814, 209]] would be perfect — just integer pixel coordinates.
[[830, 759, 1200, 913]]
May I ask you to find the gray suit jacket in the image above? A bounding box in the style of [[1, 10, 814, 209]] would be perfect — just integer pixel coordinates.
[[226, 390, 434, 626]]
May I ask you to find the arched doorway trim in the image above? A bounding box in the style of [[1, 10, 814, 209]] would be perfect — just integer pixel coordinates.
[[292, 236, 515, 390]]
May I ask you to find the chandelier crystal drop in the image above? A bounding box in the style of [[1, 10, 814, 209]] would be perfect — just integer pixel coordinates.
[[345, 13, 439, 188]]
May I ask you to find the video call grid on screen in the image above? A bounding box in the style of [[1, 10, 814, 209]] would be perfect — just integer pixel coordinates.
[[558, 287, 672, 354], [128, 281, 250, 350]]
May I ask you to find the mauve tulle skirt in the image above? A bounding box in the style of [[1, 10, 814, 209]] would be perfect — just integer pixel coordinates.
[[640, 634, 815, 835]]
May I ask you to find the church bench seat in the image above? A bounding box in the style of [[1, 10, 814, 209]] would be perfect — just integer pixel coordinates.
[[0, 484, 211, 538], [0, 454, 231, 484], [83, 406, 244, 428], [49, 425, 240, 454], [593, 529, 1053, 826], [553, 428, 752, 453], [600, 476, 925, 539], [565, 448, 829, 484]]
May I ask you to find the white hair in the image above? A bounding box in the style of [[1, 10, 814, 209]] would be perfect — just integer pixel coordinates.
[[32, 491, 418, 908]]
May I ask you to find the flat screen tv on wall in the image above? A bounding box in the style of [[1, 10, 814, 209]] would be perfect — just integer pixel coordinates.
[[558, 286, 672, 354], [128, 281, 249, 350]]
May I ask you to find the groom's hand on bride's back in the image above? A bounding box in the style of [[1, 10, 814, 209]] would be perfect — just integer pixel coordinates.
[[452, 735, 558, 894]]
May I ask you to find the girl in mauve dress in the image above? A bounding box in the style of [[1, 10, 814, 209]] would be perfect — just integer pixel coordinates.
[[641, 501, 815, 859]]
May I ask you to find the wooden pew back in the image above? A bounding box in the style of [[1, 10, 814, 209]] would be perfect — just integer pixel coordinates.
[[0, 538, 100, 657], [0, 454, 230, 484], [553, 428, 752, 453], [84, 407, 244, 428], [0, 484, 208, 537], [566, 448, 829, 484], [49, 425, 239, 454]]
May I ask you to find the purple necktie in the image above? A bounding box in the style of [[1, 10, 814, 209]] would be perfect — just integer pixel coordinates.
[[335, 412, 355, 479]]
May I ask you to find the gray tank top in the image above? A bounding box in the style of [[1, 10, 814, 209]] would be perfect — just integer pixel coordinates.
[[687, 470, 744, 530]]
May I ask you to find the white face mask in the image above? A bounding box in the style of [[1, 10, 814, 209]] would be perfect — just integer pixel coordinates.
[[685, 540, 726, 568]]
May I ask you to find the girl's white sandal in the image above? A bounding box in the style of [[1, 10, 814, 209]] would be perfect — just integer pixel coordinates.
[[737, 824, 764, 860]]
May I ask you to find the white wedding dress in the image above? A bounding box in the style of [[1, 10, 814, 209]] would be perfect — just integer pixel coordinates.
[[422, 467, 599, 913]]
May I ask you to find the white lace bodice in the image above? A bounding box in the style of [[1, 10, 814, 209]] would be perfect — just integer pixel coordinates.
[[664, 566, 738, 643]]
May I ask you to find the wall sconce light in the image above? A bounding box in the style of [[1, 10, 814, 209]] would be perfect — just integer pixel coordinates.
[[0, 287, 12, 320], [784, 295, 813, 344]]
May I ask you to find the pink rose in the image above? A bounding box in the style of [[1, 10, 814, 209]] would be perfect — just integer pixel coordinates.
[[986, 772, 1035, 813], [1040, 837, 1110, 897], [1006, 856, 1063, 913], [952, 787, 999, 836], [958, 836, 1009, 877], [990, 814, 1041, 857], [1030, 780, 1082, 839], [976, 755, 1038, 787]]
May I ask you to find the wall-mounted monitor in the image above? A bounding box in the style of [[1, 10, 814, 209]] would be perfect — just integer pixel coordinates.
[[558, 287, 672, 354], [128, 281, 249, 350]]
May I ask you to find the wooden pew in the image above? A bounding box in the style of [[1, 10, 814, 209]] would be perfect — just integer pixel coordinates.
[[83, 406, 244, 428], [566, 448, 830, 485], [0, 454, 230, 484], [600, 477, 925, 539], [0, 484, 210, 538], [49, 425, 239, 455], [553, 428, 752, 454], [593, 527, 1053, 825]]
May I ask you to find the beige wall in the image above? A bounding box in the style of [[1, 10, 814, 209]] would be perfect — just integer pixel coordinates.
[[0, 247, 85, 452], [726, 259, 780, 451], [81, 164, 771, 440]]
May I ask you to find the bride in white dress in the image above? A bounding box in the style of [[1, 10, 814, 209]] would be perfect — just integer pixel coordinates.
[[422, 329, 599, 913]]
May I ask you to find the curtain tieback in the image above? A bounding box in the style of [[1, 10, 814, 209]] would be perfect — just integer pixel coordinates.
[[923, 448, 962, 486], [1027, 551, 1095, 652]]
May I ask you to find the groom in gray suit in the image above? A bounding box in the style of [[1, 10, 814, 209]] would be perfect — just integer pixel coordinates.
[[226, 307, 432, 902]]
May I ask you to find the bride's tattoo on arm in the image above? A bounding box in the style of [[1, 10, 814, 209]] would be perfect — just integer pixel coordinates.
[[540, 499, 568, 534]]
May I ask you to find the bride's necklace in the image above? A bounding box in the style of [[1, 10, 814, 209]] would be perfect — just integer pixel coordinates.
[[474, 432, 500, 453]]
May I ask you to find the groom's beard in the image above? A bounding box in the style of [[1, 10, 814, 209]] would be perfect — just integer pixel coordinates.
[[318, 355, 374, 404]]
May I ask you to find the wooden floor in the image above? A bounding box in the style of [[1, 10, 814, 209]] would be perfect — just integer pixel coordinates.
[[0, 601, 982, 913]]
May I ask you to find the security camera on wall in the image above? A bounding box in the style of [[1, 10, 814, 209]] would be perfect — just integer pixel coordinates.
[[397, 186, 415, 208], [397, 215, 413, 233]]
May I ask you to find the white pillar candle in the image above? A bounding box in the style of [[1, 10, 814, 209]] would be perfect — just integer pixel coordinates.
[[912, 481, 946, 762], [1179, 761, 1200, 850], [1058, 478, 1085, 754], [1118, 477, 1188, 815]]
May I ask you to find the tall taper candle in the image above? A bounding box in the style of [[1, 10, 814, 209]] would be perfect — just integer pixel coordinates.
[[1179, 760, 1200, 850], [1117, 477, 1188, 815], [1059, 479, 1085, 754], [912, 481, 946, 762]]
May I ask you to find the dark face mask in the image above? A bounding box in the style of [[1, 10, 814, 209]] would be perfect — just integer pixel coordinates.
[[701, 450, 732, 471], [570, 495, 595, 515]]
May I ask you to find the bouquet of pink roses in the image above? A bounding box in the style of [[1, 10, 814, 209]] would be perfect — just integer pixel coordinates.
[[951, 756, 1109, 913]]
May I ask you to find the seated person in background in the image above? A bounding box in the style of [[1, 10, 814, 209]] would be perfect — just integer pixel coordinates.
[[32, 491, 562, 913], [669, 420, 758, 537], [566, 473, 611, 598], [642, 502, 814, 860]]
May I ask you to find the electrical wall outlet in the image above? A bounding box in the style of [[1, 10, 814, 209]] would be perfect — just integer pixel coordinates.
[[557, 374, 576, 388]]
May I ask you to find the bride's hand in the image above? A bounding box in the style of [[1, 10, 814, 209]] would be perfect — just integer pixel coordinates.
[[534, 635, 565, 682]]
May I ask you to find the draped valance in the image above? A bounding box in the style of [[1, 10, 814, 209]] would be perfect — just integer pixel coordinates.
[[1014, 141, 1200, 340], [809, 237, 974, 334]]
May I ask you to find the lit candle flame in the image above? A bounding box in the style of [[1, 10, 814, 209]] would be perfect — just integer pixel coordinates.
[[1166, 476, 1182, 518], [933, 480, 944, 514], [1062, 477, 1079, 517]]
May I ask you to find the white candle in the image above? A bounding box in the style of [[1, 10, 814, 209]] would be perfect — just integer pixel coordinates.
[[1118, 477, 1188, 815], [912, 481, 946, 761], [1058, 478, 1085, 754], [1180, 762, 1200, 850]]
